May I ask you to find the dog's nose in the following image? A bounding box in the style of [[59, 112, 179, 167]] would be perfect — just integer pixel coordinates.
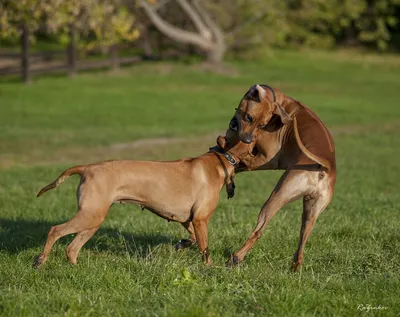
[[242, 134, 253, 144], [229, 118, 239, 131]]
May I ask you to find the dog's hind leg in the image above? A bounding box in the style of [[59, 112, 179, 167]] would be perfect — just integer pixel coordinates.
[[175, 221, 196, 251], [33, 208, 107, 269], [227, 169, 310, 267], [292, 188, 333, 271], [66, 225, 101, 265]]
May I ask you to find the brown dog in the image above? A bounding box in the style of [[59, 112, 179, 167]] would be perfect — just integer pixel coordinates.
[[33, 138, 254, 268], [221, 84, 336, 270]]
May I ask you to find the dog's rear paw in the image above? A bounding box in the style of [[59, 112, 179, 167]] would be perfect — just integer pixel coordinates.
[[291, 261, 302, 272], [175, 239, 194, 251], [33, 255, 44, 269], [226, 255, 241, 268]]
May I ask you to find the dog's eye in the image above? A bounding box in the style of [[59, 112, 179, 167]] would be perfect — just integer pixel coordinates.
[[245, 114, 253, 123]]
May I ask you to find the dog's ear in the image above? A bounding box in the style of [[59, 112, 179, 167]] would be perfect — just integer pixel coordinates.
[[255, 84, 267, 100], [245, 84, 267, 102], [217, 135, 227, 149], [273, 102, 292, 125]]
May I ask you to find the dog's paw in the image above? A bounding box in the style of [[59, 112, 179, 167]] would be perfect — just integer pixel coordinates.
[[291, 261, 302, 272], [175, 239, 194, 251], [33, 255, 43, 269], [226, 255, 241, 268]]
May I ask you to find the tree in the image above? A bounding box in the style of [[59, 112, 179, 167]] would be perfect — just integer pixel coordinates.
[[138, 0, 226, 64], [0, 0, 48, 82], [0, 0, 140, 80], [0, 0, 140, 51], [0, 0, 45, 42], [280, 0, 400, 51], [43, 0, 139, 50]]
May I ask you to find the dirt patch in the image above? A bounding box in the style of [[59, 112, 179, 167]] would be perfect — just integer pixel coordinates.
[[0, 131, 223, 170], [1, 121, 399, 170], [110, 137, 187, 150], [192, 63, 240, 77]]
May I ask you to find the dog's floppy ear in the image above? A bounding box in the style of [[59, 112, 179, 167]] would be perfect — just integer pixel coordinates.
[[255, 84, 267, 100], [217, 135, 227, 149], [273, 102, 292, 125]]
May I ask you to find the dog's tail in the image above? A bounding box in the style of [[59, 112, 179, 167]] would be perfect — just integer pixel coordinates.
[[293, 116, 331, 171], [37, 165, 86, 197]]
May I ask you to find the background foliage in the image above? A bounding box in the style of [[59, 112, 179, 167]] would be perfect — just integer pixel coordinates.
[[0, 0, 139, 49], [1, 0, 399, 60]]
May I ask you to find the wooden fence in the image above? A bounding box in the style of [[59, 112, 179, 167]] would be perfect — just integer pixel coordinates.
[[0, 24, 141, 83]]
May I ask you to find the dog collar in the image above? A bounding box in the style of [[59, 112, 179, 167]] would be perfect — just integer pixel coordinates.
[[209, 146, 238, 166]]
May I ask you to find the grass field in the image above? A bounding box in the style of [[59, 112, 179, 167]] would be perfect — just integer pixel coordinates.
[[1, 50, 400, 316]]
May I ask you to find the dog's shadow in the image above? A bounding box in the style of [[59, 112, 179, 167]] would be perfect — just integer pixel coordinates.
[[0, 218, 174, 259]]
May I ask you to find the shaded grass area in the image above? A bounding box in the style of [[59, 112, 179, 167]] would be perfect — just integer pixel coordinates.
[[1, 51, 400, 316]]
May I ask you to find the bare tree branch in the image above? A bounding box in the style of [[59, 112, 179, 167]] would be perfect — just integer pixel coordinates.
[[175, 0, 211, 40], [138, 0, 212, 50], [153, 0, 172, 11], [227, 11, 269, 36], [192, 0, 226, 58], [191, 1, 224, 44], [139, 0, 227, 63]]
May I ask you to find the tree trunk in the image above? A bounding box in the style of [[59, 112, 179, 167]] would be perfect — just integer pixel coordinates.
[[206, 50, 222, 64], [21, 23, 30, 84], [67, 24, 77, 77], [110, 44, 120, 71], [343, 25, 359, 46], [206, 43, 226, 64], [142, 26, 154, 58]]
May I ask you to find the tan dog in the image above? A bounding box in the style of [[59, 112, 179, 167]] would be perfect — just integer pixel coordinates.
[[221, 84, 336, 271], [33, 138, 254, 268]]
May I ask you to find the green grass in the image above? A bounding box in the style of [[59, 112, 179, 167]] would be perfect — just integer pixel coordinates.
[[1, 50, 400, 316]]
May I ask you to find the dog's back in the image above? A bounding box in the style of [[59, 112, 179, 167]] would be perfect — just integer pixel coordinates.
[[292, 103, 336, 172]]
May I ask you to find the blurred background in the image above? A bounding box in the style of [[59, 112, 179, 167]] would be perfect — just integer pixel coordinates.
[[1, 1, 400, 316], [1, 0, 400, 80]]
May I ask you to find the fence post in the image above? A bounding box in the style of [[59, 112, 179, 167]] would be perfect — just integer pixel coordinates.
[[110, 44, 120, 72], [67, 24, 77, 77], [21, 22, 30, 83]]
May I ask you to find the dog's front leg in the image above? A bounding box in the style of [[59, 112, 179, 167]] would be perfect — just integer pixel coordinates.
[[193, 219, 211, 265]]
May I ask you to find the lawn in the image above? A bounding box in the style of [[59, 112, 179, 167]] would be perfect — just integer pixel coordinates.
[[0, 50, 399, 316]]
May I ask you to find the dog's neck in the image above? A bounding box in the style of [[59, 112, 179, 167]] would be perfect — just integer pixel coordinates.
[[209, 146, 238, 173], [209, 145, 238, 166], [211, 152, 236, 176], [208, 150, 237, 199]]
